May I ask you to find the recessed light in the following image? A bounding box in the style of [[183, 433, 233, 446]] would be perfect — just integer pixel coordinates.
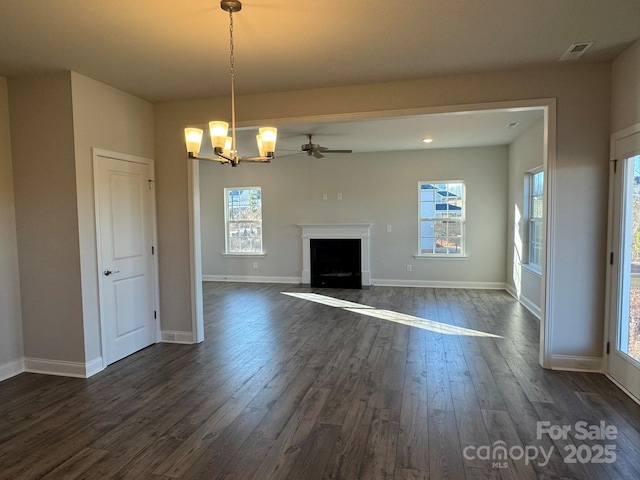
[[422, 137, 434, 144]]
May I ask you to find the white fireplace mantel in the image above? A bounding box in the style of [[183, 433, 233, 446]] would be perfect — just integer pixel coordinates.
[[298, 223, 372, 286]]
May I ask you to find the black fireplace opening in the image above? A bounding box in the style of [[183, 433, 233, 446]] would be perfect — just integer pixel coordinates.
[[310, 238, 361, 289]]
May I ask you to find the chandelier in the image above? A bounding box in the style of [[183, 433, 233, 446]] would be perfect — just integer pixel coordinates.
[[184, 0, 277, 167]]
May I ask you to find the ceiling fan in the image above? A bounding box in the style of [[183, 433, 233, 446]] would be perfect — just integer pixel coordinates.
[[299, 134, 353, 158]]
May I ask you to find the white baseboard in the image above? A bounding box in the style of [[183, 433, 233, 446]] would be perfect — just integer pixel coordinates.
[[203, 275, 507, 291], [0, 358, 25, 382], [24, 357, 93, 378], [371, 279, 508, 290], [549, 354, 603, 373], [505, 285, 542, 319], [605, 374, 640, 405], [519, 294, 542, 319], [85, 357, 105, 377], [203, 275, 301, 284], [161, 330, 196, 344], [2, 356, 104, 381]]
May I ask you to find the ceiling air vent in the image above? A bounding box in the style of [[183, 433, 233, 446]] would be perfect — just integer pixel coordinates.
[[559, 42, 594, 61]]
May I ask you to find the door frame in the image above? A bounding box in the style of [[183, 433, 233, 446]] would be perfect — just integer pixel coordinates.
[[93, 148, 161, 370], [187, 98, 557, 367], [605, 123, 640, 402]]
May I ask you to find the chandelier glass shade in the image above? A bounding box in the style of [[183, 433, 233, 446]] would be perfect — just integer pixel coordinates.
[[184, 0, 277, 167]]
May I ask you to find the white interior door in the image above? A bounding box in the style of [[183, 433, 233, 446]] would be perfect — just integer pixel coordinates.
[[95, 152, 157, 366], [607, 129, 640, 401]]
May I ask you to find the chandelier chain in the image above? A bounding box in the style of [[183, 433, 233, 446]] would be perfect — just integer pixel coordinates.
[[228, 8, 237, 157], [229, 7, 234, 80]]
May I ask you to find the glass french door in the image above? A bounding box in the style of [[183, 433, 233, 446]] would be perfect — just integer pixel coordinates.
[[608, 130, 640, 401]]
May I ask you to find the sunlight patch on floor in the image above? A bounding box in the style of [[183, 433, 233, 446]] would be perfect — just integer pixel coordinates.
[[282, 291, 502, 338], [281, 292, 374, 309]]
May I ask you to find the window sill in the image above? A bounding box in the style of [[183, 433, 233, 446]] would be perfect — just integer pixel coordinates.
[[221, 252, 266, 258], [521, 263, 542, 277], [413, 254, 469, 260]]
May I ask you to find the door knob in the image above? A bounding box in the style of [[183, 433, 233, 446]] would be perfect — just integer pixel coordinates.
[[104, 269, 120, 276]]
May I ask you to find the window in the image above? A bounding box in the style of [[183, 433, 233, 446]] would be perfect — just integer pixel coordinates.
[[224, 187, 263, 254], [419, 181, 465, 255], [527, 170, 544, 270]]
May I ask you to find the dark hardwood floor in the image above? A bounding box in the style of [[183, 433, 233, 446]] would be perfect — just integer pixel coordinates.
[[1, 283, 639, 479]]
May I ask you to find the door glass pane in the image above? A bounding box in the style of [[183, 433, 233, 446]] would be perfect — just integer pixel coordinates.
[[623, 155, 640, 362]]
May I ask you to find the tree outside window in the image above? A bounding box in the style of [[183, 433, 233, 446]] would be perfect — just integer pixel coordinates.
[[224, 187, 263, 254]]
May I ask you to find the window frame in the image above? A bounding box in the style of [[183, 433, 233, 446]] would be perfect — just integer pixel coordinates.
[[525, 169, 544, 273], [223, 186, 264, 255], [417, 181, 466, 257]]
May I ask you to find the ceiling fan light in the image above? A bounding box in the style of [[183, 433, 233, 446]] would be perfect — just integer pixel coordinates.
[[259, 127, 277, 154], [209, 121, 229, 149], [184, 128, 204, 155]]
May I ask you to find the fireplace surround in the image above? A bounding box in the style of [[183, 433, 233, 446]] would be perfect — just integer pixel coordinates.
[[299, 223, 372, 287]]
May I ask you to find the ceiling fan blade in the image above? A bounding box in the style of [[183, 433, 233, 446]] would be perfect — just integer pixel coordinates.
[[313, 150, 325, 159], [321, 149, 353, 154]]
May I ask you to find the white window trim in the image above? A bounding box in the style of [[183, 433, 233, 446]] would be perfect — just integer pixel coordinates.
[[417, 180, 466, 258], [224, 186, 264, 255]]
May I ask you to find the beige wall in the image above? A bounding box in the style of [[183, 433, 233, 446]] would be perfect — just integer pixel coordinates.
[[70, 72, 154, 364], [156, 62, 611, 359], [612, 38, 640, 132], [0, 77, 23, 376], [200, 146, 509, 286], [507, 119, 544, 315], [9, 72, 86, 362]]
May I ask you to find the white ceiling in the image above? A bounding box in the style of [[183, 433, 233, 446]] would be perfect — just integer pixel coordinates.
[[1, 0, 638, 151]]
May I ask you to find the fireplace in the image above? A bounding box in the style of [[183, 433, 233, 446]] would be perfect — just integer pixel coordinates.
[[311, 239, 361, 288], [299, 223, 372, 287]]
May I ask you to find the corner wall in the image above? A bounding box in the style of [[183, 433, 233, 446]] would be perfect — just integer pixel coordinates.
[[612, 38, 640, 132], [5, 71, 154, 378], [0, 76, 23, 380], [8, 72, 86, 365]]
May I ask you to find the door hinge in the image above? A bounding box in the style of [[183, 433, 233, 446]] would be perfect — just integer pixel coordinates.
[[606, 341, 610, 355], [154, 310, 157, 319], [152, 246, 155, 255], [610, 252, 614, 265], [611, 159, 618, 173]]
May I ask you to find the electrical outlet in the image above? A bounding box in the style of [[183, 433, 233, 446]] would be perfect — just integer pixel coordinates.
[[406, 264, 412, 272], [386, 225, 392, 233], [322, 193, 327, 200], [337, 193, 342, 200], [253, 262, 258, 269]]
